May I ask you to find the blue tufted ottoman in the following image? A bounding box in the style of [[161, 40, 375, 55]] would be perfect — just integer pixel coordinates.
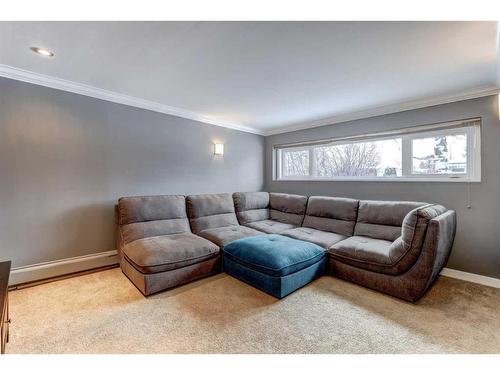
[[223, 234, 326, 298]]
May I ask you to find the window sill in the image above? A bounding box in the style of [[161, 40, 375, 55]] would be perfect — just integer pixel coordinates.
[[275, 177, 481, 183]]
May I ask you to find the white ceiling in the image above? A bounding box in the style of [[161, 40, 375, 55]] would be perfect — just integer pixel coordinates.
[[0, 21, 498, 135]]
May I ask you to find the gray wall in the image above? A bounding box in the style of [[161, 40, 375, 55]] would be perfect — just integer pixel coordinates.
[[2, 74, 499, 280], [0, 77, 264, 267], [266, 95, 500, 279]]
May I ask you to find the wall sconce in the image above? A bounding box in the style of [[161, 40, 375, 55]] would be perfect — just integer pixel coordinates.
[[214, 143, 224, 156]]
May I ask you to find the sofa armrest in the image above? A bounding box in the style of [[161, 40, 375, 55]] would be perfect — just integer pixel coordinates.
[[422, 209, 457, 285]]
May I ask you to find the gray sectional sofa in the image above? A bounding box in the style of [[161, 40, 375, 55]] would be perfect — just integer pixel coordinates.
[[117, 192, 456, 301]]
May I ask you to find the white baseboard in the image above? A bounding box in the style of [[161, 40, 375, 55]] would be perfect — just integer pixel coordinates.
[[9, 250, 119, 286], [440, 267, 500, 289]]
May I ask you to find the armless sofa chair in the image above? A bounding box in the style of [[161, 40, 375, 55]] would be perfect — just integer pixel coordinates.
[[328, 201, 456, 302], [233, 192, 308, 234], [186, 193, 263, 247], [117, 195, 221, 295], [281, 196, 359, 248]]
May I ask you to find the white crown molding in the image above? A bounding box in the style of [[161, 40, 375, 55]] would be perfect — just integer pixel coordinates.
[[263, 86, 500, 136], [9, 250, 119, 286], [1, 64, 498, 138], [0, 64, 264, 136], [441, 267, 500, 289]]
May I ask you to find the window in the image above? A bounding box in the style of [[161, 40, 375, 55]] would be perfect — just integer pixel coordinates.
[[411, 131, 467, 176], [274, 118, 481, 182], [313, 137, 402, 178], [281, 148, 310, 178]]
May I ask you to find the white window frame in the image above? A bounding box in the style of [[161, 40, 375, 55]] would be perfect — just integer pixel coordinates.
[[274, 118, 481, 182]]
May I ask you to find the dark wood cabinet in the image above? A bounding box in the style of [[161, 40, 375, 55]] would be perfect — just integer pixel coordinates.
[[0, 261, 11, 354]]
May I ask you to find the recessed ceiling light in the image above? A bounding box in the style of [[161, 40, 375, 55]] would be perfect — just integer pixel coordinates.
[[30, 47, 54, 57]]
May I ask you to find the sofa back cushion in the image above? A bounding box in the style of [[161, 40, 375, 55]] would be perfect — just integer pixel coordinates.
[[269, 193, 308, 226], [303, 196, 359, 236], [354, 200, 426, 241], [187, 193, 239, 233], [233, 192, 270, 225], [118, 195, 190, 245]]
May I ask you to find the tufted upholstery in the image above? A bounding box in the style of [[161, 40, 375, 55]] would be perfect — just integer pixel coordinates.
[[223, 234, 326, 298], [187, 193, 263, 246], [282, 227, 347, 249], [233, 192, 307, 234], [328, 203, 448, 275], [196, 225, 263, 247], [244, 220, 297, 234], [282, 196, 358, 248], [122, 233, 219, 274], [329, 209, 456, 302]]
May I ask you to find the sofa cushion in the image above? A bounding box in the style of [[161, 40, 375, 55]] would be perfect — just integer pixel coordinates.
[[197, 225, 263, 247], [328, 236, 395, 271], [186, 193, 239, 233], [354, 200, 426, 241], [302, 196, 359, 236], [118, 195, 187, 225], [122, 233, 219, 274], [223, 234, 325, 277], [120, 219, 191, 246], [245, 220, 296, 234], [281, 227, 347, 248], [118, 195, 191, 245], [233, 192, 270, 224], [269, 193, 308, 226]]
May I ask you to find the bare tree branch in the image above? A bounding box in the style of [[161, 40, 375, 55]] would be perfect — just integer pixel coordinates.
[[315, 143, 381, 177]]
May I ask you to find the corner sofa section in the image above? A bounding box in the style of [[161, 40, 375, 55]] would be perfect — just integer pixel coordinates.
[[328, 203, 456, 301], [233, 192, 308, 234], [186, 193, 263, 247]]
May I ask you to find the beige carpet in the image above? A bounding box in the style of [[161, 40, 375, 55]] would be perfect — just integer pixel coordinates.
[[7, 268, 500, 354]]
